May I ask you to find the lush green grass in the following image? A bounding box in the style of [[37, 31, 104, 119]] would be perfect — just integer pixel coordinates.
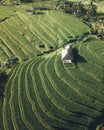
[[0, 6, 15, 21], [1, 39, 104, 130], [0, 5, 89, 62], [0, 2, 104, 130]]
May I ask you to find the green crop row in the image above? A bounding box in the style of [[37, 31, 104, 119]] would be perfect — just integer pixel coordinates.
[[0, 6, 14, 20], [88, 41, 104, 59], [1, 21, 34, 58], [39, 59, 93, 128], [0, 8, 90, 63], [37, 19, 58, 41], [0, 39, 13, 58], [2, 66, 20, 130], [17, 63, 35, 130], [5, 18, 38, 54], [31, 18, 56, 46], [2, 59, 47, 130], [0, 47, 8, 61], [36, 63, 75, 129], [46, 56, 100, 119], [30, 59, 56, 130], [86, 43, 104, 68], [25, 59, 47, 130], [53, 55, 103, 116], [55, 54, 104, 107], [0, 30, 28, 61], [78, 43, 104, 82], [49, 11, 89, 36], [2, 53, 104, 130], [47, 12, 75, 38]]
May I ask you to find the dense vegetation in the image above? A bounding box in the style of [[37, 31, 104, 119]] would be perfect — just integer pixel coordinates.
[[0, 5, 89, 63], [0, 70, 7, 129], [1, 39, 104, 130], [0, 0, 104, 130]]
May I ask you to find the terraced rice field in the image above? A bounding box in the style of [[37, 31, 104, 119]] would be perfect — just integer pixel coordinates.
[[1, 39, 104, 130], [0, 3, 104, 130], [0, 6, 89, 62]]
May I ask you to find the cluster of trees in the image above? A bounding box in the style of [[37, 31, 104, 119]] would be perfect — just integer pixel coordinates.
[[0, 56, 19, 68], [0, 0, 20, 5], [0, 0, 34, 5], [54, 0, 97, 21], [85, 1, 97, 21], [0, 0, 49, 4], [20, 0, 33, 3], [5, 56, 19, 68]]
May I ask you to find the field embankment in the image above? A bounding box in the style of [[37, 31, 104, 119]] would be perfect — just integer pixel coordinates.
[[0, 3, 104, 130], [0, 5, 89, 63], [1, 39, 104, 130]]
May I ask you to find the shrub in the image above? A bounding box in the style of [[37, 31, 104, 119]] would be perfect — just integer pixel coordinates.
[[5, 56, 19, 68], [39, 44, 45, 48]]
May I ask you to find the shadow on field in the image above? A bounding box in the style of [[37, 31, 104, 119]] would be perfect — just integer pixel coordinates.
[[73, 48, 87, 66], [88, 110, 104, 130], [0, 93, 5, 97], [0, 85, 5, 97], [0, 72, 7, 97]]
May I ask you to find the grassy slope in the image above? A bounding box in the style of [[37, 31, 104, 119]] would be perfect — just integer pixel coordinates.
[[0, 5, 89, 62], [0, 2, 104, 130], [1, 39, 104, 130]]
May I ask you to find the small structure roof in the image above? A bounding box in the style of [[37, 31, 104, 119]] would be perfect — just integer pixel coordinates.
[[61, 45, 74, 63]]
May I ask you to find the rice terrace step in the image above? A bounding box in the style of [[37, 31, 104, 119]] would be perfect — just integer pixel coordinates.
[[0, 0, 104, 130]]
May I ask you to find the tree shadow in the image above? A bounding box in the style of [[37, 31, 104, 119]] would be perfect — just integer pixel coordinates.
[[88, 110, 104, 130], [0, 72, 7, 97], [0, 92, 5, 97], [73, 48, 87, 67], [0, 72, 7, 82]]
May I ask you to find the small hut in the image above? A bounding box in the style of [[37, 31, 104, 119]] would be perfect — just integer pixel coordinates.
[[61, 45, 74, 64]]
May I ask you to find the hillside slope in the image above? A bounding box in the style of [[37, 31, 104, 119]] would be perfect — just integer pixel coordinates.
[[1, 39, 104, 130], [0, 2, 104, 130], [0, 6, 89, 62]]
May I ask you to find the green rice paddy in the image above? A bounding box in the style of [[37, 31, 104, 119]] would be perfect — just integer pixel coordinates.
[[0, 3, 104, 130]]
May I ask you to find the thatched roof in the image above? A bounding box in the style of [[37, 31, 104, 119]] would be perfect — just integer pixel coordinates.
[[61, 45, 74, 63]]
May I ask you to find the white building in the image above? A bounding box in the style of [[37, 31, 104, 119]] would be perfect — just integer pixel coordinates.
[[61, 45, 74, 63]]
